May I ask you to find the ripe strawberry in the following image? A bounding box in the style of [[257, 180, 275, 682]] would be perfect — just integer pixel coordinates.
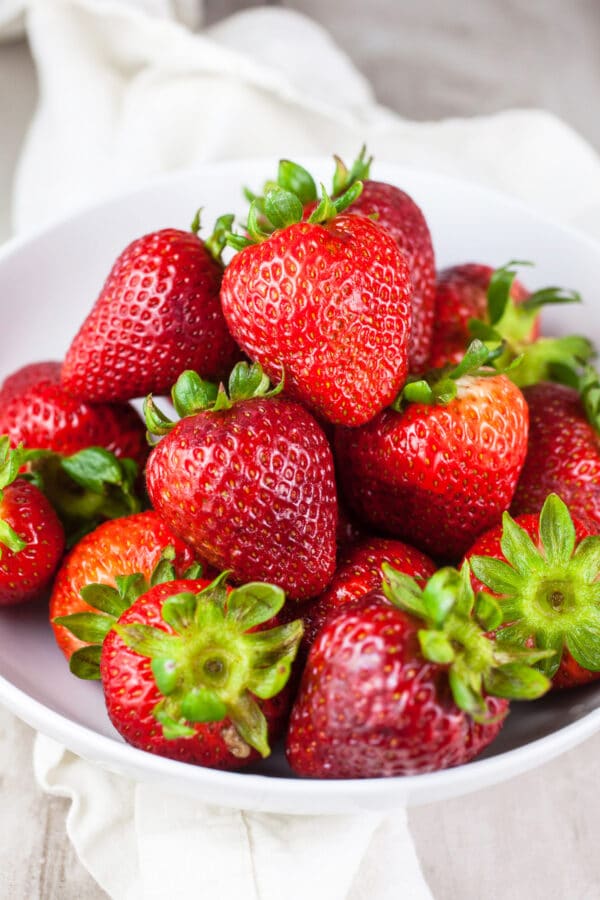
[[467, 493, 600, 689], [335, 340, 529, 561], [100, 574, 303, 768], [0, 439, 65, 606], [330, 149, 435, 372], [511, 376, 600, 529], [61, 223, 241, 403], [0, 361, 148, 468], [286, 563, 550, 778], [144, 363, 337, 601], [300, 537, 436, 651], [50, 510, 197, 661], [220, 182, 412, 426]]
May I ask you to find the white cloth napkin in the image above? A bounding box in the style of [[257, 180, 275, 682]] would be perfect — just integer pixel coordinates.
[[7, 0, 600, 898]]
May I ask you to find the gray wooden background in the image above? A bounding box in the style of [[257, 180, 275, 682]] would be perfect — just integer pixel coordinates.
[[1, 1, 600, 897]]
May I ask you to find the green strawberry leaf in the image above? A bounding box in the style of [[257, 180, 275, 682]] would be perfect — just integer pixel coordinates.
[[69, 645, 102, 680], [484, 662, 551, 700], [54, 612, 115, 643], [277, 160, 317, 204], [226, 582, 286, 630]]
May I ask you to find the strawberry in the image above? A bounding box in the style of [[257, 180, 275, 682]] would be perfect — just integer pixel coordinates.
[[0, 361, 148, 468], [335, 340, 529, 561], [220, 181, 413, 426], [286, 563, 550, 778], [144, 363, 337, 601], [428, 262, 588, 382], [329, 148, 436, 372], [511, 375, 600, 529], [300, 537, 436, 651], [49, 510, 198, 661], [100, 574, 303, 768], [61, 223, 241, 403], [0, 439, 65, 605], [467, 493, 600, 689]]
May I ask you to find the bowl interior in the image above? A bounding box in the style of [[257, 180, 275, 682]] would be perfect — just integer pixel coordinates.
[[1, 159, 599, 813]]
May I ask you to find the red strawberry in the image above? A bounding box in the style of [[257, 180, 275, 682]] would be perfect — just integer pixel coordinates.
[[429, 262, 587, 380], [301, 537, 436, 651], [101, 574, 303, 768], [286, 563, 550, 778], [61, 224, 241, 403], [466, 493, 600, 689], [0, 361, 148, 468], [511, 377, 600, 529], [220, 183, 412, 426], [144, 363, 337, 601], [335, 341, 529, 561], [330, 149, 435, 372], [0, 440, 65, 606], [50, 510, 197, 661]]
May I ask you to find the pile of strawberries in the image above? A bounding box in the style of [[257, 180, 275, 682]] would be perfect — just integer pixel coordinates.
[[1, 149, 600, 779]]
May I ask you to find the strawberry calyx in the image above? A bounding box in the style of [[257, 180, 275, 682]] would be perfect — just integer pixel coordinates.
[[23, 446, 142, 546], [394, 338, 505, 409], [331, 145, 373, 196], [113, 572, 303, 756], [0, 437, 28, 554], [226, 159, 364, 251], [53, 548, 204, 679], [382, 561, 552, 722], [466, 260, 591, 387], [144, 361, 283, 437], [201, 212, 235, 264], [470, 493, 600, 679]]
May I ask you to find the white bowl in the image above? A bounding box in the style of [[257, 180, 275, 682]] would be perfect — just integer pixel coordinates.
[[0, 159, 599, 814]]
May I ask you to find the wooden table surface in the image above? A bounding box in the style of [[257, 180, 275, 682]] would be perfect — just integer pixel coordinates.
[[2, 3, 600, 896]]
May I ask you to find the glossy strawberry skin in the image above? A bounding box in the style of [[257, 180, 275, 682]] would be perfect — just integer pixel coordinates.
[[348, 181, 435, 372], [50, 511, 197, 660], [335, 374, 529, 561], [0, 479, 65, 606], [300, 537, 437, 651], [101, 580, 291, 769], [464, 511, 596, 689], [511, 382, 600, 530], [286, 591, 507, 778], [146, 398, 337, 600], [0, 361, 148, 469], [61, 229, 241, 403], [429, 264, 530, 368], [220, 215, 412, 426]]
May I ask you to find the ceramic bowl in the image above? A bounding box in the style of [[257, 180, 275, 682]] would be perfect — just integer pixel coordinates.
[[0, 159, 599, 813]]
